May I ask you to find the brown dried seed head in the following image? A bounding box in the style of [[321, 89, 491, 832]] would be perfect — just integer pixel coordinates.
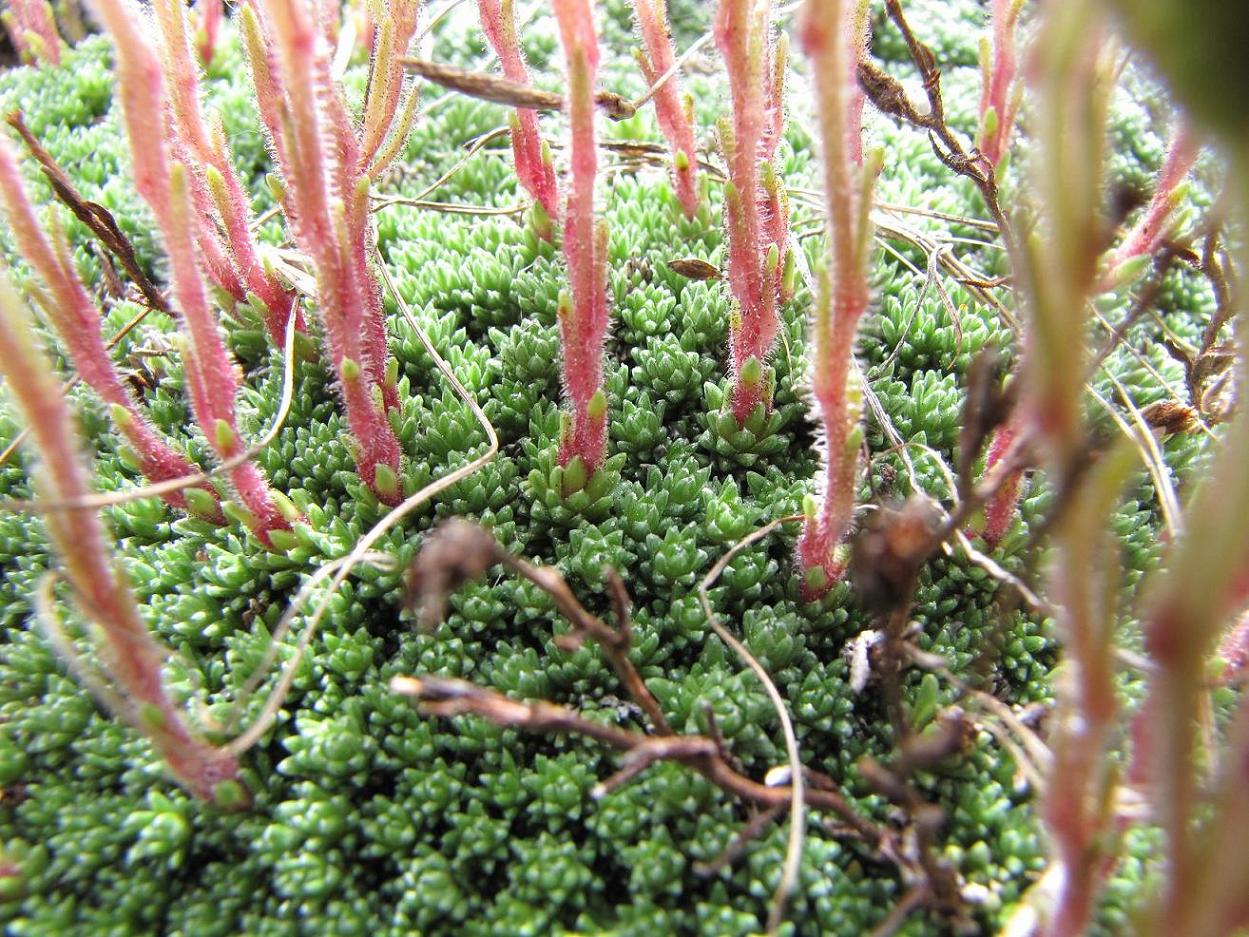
[[404, 519, 500, 627], [667, 258, 721, 281], [1141, 400, 1198, 435]]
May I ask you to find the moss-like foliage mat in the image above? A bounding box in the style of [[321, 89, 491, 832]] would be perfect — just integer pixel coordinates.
[[0, 0, 1222, 933]]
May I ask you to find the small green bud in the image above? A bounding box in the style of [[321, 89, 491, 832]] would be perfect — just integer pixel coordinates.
[[845, 424, 865, 455], [205, 165, 227, 203], [541, 140, 554, 168], [674, 148, 691, 171], [222, 500, 260, 532], [384, 356, 399, 390], [586, 390, 607, 423], [271, 490, 302, 523], [802, 493, 819, 521], [117, 445, 142, 473], [782, 249, 797, 296], [211, 779, 249, 810], [373, 462, 400, 499], [140, 703, 167, 730], [184, 487, 219, 519], [109, 403, 134, 429], [740, 356, 763, 388], [556, 289, 573, 319], [764, 243, 780, 276], [213, 419, 237, 454], [264, 172, 286, 204], [340, 357, 362, 383], [267, 528, 299, 552], [530, 199, 553, 240], [1105, 254, 1151, 291], [804, 564, 828, 595], [980, 105, 1000, 143]]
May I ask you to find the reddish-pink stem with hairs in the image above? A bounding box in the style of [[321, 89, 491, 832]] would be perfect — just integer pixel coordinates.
[[0, 138, 225, 520], [0, 274, 240, 802], [96, 0, 293, 545], [477, 0, 560, 230], [795, 0, 872, 600], [715, 0, 789, 425], [633, 0, 699, 217], [553, 0, 609, 474]]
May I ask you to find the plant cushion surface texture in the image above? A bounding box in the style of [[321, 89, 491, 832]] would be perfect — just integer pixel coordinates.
[[0, 0, 1226, 934]]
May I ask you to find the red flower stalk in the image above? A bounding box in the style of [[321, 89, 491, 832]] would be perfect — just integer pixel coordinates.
[[795, 0, 875, 600], [0, 136, 225, 522], [976, 0, 1022, 169], [358, 0, 421, 176], [715, 0, 791, 425], [477, 0, 559, 236], [240, 0, 404, 503], [194, 0, 223, 66], [0, 0, 61, 66], [150, 0, 303, 344], [552, 0, 609, 478], [632, 0, 699, 217], [976, 417, 1022, 547], [0, 272, 242, 804], [1100, 124, 1199, 290], [96, 0, 295, 545]]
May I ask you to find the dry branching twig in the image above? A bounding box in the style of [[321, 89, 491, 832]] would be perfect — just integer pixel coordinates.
[[395, 517, 884, 847]]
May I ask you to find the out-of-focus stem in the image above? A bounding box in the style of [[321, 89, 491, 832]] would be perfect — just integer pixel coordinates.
[[0, 273, 241, 803]]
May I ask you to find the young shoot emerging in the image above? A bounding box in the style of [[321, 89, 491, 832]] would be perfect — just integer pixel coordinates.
[[553, 0, 610, 485], [150, 0, 304, 345], [976, 0, 1023, 169], [795, 0, 875, 600], [715, 0, 791, 426], [1, 0, 61, 66]]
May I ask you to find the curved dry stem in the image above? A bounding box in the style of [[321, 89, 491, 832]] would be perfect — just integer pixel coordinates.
[[223, 550, 396, 739], [0, 305, 301, 515], [697, 513, 805, 937], [33, 570, 135, 722], [224, 253, 498, 757]]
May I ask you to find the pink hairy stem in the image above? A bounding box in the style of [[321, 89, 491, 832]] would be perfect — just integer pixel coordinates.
[[632, 0, 699, 217], [795, 0, 874, 600], [715, 0, 789, 425], [196, 0, 223, 66], [1100, 124, 1200, 290], [977, 419, 1023, 546], [553, 0, 609, 475], [151, 0, 303, 342], [1, 0, 61, 66], [476, 0, 560, 230], [243, 0, 402, 501], [0, 274, 241, 803], [0, 137, 224, 520], [359, 0, 421, 172], [95, 0, 293, 545], [976, 0, 1021, 168]]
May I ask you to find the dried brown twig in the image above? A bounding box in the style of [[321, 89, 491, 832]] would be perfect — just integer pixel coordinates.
[[6, 111, 170, 315], [857, 0, 1017, 262], [401, 56, 637, 120]]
